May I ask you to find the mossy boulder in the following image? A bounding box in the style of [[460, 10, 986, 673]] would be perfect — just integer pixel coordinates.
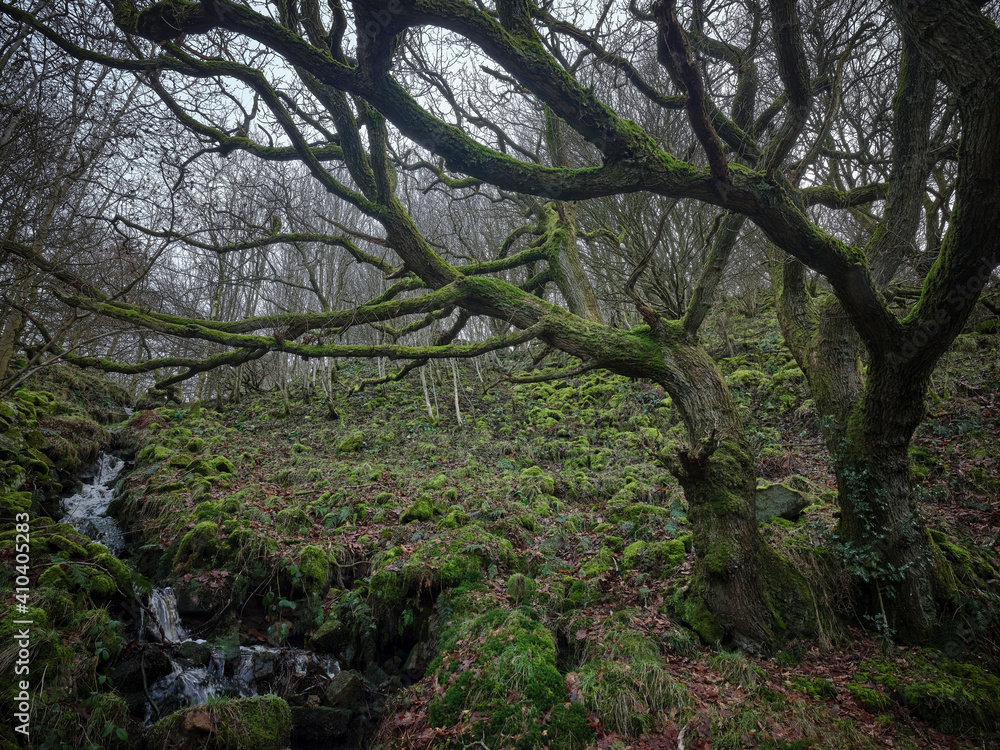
[[726, 368, 771, 391], [299, 545, 329, 599], [309, 613, 348, 652], [275, 507, 310, 534], [168, 453, 193, 469], [370, 524, 512, 607], [337, 431, 365, 453], [581, 548, 615, 578], [851, 656, 1000, 734], [0, 491, 31, 521], [173, 521, 219, 571], [622, 539, 685, 577], [520, 465, 555, 496], [427, 608, 593, 749], [186, 458, 219, 477], [399, 494, 437, 524], [151, 445, 173, 461], [436, 508, 470, 529], [755, 476, 812, 523], [146, 695, 292, 750], [792, 675, 837, 700], [899, 660, 1000, 733], [424, 473, 448, 490]]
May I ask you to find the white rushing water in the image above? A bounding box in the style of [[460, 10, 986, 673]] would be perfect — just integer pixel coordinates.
[[146, 587, 188, 643], [60, 452, 342, 722], [60, 452, 126, 556], [143, 586, 340, 723]]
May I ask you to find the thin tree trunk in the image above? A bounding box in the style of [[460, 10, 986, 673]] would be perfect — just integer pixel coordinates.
[[451, 358, 462, 425], [420, 365, 435, 420]]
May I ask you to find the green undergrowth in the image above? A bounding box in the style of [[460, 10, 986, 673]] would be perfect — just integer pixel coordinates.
[[0, 365, 141, 748], [848, 652, 1000, 736], [3, 312, 997, 749], [102, 350, 998, 748], [1, 364, 131, 506], [423, 595, 593, 749]]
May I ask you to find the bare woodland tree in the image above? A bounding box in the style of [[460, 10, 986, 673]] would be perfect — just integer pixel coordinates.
[[2, 0, 998, 650]]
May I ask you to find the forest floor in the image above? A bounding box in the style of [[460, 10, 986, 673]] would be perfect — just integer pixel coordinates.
[[2, 311, 999, 749]]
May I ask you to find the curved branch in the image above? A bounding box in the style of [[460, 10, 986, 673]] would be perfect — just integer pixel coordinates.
[[656, 0, 729, 182]]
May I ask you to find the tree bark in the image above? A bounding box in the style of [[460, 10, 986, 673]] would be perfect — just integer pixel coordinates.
[[835, 370, 941, 642], [660, 340, 814, 652]]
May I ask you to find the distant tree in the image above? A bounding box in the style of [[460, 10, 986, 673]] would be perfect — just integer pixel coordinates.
[[0, 16, 158, 392], [3, 0, 998, 648]]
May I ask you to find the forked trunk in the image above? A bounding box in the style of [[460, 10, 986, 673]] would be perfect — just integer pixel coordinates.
[[777, 270, 945, 643], [662, 342, 813, 652]]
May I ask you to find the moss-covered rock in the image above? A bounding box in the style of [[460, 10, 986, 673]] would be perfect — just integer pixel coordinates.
[[186, 458, 219, 477], [275, 507, 310, 534], [791, 675, 837, 700], [622, 538, 685, 578], [0, 491, 31, 521], [520, 465, 555, 496], [755, 476, 812, 523], [426, 608, 593, 749], [169, 453, 193, 469], [850, 655, 1000, 734], [370, 524, 512, 607], [581, 547, 615, 578], [146, 695, 292, 750], [399, 494, 437, 524], [436, 507, 470, 529], [173, 521, 219, 571], [337, 431, 365, 453], [299, 545, 329, 599]]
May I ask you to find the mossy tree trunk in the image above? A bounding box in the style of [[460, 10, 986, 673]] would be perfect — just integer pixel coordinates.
[[835, 372, 941, 641], [541, 110, 604, 325], [777, 269, 944, 641], [774, 21, 1000, 643], [662, 341, 812, 652]]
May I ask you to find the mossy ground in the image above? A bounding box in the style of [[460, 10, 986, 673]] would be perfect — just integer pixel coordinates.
[[3, 308, 999, 748], [0, 365, 142, 749]]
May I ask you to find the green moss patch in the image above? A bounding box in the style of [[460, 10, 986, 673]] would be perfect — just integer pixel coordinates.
[[147, 695, 292, 750], [850, 655, 1000, 733], [427, 608, 593, 749]]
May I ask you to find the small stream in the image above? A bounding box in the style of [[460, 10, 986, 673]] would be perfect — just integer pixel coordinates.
[[60, 452, 127, 556], [61, 451, 341, 725], [140, 586, 340, 723]]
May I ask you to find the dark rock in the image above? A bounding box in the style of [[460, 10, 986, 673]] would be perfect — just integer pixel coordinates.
[[323, 669, 366, 709], [308, 615, 347, 652], [755, 477, 811, 523], [364, 664, 389, 688], [176, 640, 212, 667], [112, 647, 174, 714]]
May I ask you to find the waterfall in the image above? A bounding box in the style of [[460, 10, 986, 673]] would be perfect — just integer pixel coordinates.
[[61, 450, 343, 724], [60, 451, 126, 556], [142, 586, 340, 723], [146, 587, 188, 643]]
